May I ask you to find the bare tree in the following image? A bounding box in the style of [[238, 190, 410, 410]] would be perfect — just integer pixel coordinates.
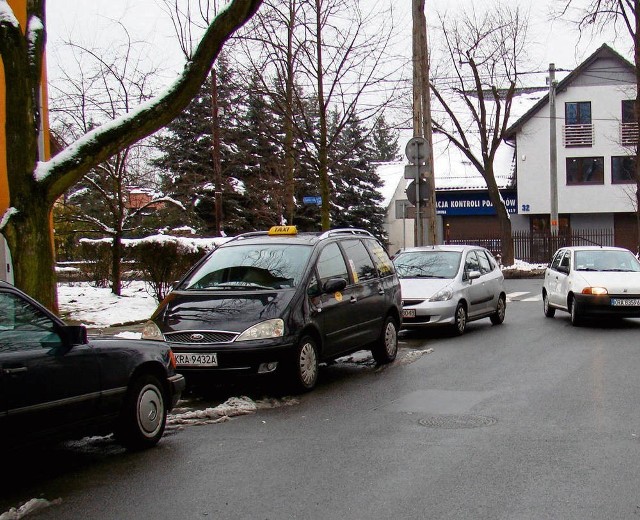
[[559, 0, 640, 252], [429, 3, 530, 265], [50, 26, 183, 296], [0, 0, 262, 311], [239, 0, 404, 229]]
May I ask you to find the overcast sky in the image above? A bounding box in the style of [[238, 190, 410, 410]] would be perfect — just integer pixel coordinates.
[[43, 0, 626, 148], [45, 0, 628, 81]]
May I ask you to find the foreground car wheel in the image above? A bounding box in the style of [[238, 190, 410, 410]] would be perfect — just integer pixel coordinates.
[[116, 374, 167, 450], [453, 302, 467, 335], [543, 292, 555, 318], [289, 336, 319, 392], [490, 295, 506, 325], [570, 297, 582, 326], [371, 315, 398, 364]]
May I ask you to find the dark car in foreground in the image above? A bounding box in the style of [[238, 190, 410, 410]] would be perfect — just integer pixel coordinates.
[[542, 246, 640, 325], [0, 281, 185, 450], [142, 226, 402, 392]]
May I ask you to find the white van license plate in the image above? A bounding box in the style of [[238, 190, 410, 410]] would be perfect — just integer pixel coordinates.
[[611, 298, 640, 306]]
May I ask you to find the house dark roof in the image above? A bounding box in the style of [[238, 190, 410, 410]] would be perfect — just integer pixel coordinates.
[[504, 44, 635, 139]]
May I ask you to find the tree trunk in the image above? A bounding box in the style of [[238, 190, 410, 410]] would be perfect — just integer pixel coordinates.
[[111, 232, 122, 297], [635, 7, 640, 255], [485, 166, 514, 266], [284, 0, 296, 225], [3, 202, 58, 312], [315, 0, 330, 231]]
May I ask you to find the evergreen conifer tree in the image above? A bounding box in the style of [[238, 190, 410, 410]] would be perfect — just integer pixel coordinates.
[[330, 111, 386, 239], [153, 53, 249, 234]]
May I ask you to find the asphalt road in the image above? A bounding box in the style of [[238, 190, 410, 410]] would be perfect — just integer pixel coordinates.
[[4, 278, 640, 519]]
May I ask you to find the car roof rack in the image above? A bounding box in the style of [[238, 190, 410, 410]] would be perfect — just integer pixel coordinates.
[[318, 228, 374, 239], [225, 231, 270, 243]]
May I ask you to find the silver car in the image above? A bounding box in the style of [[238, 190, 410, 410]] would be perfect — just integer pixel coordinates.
[[542, 246, 640, 326], [393, 245, 506, 335]]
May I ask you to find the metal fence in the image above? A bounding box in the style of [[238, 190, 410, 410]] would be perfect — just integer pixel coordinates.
[[446, 229, 615, 264]]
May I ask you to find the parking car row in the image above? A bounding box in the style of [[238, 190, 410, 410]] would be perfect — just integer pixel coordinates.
[[6, 223, 639, 451]]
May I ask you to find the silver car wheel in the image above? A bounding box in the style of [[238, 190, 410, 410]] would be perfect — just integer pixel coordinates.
[[454, 303, 467, 335], [298, 339, 318, 388], [384, 319, 397, 357], [136, 383, 165, 438]]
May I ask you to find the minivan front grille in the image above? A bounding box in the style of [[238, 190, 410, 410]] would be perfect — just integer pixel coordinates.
[[164, 330, 238, 344]]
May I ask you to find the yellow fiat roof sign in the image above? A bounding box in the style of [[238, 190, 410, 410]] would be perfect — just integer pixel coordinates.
[[268, 225, 298, 236]]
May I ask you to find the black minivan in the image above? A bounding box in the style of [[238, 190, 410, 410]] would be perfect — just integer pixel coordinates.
[[142, 226, 402, 392]]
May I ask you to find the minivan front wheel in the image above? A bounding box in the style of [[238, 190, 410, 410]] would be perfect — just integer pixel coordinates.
[[371, 315, 398, 364], [288, 335, 319, 392]]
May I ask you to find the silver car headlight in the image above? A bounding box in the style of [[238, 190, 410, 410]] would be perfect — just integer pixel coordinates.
[[236, 319, 285, 341], [429, 287, 453, 302], [141, 320, 164, 341]]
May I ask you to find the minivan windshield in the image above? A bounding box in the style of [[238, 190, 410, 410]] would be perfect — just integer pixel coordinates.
[[180, 243, 313, 290], [393, 251, 462, 279]]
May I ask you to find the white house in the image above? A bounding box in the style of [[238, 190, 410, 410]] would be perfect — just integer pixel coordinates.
[[379, 91, 546, 253], [505, 44, 638, 251]]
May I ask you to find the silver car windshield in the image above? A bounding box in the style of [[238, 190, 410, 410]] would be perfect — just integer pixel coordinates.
[[181, 244, 313, 290], [394, 251, 462, 279], [574, 250, 640, 272]]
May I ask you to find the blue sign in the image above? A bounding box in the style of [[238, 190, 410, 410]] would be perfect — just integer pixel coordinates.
[[303, 196, 322, 205], [436, 190, 517, 216]]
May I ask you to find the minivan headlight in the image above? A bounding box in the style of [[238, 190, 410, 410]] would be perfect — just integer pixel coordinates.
[[141, 320, 164, 341], [429, 287, 453, 302], [236, 319, 285, 341]]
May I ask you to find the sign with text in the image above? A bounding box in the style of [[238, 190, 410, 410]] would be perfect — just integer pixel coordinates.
[[303, 196, 322, 205], [436, 190, 517, 216]]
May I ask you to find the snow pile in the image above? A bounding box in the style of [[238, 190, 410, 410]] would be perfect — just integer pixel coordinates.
[[167, 395, 299, 427], [0, 498, 62, 520]]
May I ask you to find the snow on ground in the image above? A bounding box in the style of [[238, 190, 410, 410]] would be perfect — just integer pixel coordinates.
[[57, 261, 545, 329], [58, 281, 158, 328]]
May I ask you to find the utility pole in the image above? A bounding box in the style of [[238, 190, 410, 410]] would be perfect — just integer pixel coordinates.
[[549, 63, 559, 235], [412, 0, 437, 246]]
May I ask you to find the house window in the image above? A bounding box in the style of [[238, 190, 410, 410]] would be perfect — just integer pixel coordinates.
[[565, 102, 591, 125], [564, 102, 593, 147], [622, 100, 637, 123], [566, 157, 604, 185], [612, 156, 636, 184], [530, 215, 570, 234], [621, 100, 639, 146]]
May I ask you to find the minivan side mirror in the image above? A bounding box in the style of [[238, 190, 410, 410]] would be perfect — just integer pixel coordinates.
[[556, 265, 569, 274], [323, 277, 348, 293]]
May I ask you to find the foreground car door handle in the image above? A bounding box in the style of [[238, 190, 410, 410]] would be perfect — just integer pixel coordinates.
[[3, 366, 27, 374]]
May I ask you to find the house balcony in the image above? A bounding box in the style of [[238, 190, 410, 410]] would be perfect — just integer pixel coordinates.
[[563, 124, 594, 147], [620, 122, 639, 147]]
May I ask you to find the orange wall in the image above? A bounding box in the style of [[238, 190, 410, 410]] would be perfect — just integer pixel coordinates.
[[0, 0, 50, 215]]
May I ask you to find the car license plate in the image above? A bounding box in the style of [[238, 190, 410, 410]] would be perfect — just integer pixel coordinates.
[[611, 298, 640, 307], [174, 352, 218, 366], [402, 309, 416, 318]]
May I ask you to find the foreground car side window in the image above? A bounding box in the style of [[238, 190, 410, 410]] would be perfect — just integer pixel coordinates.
[[0, 292, 60, 352]]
